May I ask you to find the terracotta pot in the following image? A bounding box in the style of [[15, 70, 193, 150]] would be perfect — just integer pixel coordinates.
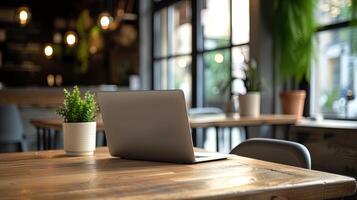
[[280, 90, 306, 119], [239, 92, 261, 117]]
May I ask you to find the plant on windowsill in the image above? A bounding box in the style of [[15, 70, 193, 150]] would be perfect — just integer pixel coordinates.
[[57, 86, 98, 156], [273, 0, 316, 119], [239, 59, 262, 117]]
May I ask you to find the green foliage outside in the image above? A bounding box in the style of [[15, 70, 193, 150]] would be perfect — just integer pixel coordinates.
[[204, 48, 230, 105], [321, 89, 340, 113], [57, 86, 98, 122], [351, 0, 357, 55]]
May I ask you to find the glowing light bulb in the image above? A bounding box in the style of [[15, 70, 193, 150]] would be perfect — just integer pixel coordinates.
[[17, 7, 31, 26], [44, 44, 53, 57], [99, 12, 113, 30], [47, 74, 55, 87], [64, 31, 77, 47], [19, 10, 28, 21]]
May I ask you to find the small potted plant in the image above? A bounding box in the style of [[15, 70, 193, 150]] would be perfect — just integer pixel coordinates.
[[57, 86, 98, 156], [239, 59, 261, 117]]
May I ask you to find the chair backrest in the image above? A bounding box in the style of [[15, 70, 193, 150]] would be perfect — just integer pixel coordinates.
[[230, 138, 311, 169], [0, 104, 23, 142]]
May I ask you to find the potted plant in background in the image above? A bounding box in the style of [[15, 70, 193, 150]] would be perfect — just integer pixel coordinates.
[[239, 59, 261, 117], [273, 0, 315, 119], [57, 86, 98, 156]]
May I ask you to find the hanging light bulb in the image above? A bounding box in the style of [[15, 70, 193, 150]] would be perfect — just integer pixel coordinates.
[[98, 12, 113, 30], [16, 7, 31, 26], [64, 31, 78, 47], [44, 44, 54, 58]]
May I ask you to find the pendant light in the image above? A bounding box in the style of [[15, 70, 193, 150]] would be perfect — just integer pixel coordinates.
[[16, 7, 31, 26], [64, 31, 78, 47]]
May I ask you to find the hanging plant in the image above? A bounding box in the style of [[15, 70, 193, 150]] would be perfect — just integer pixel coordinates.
[[273, 0, 316, 86], [75, 10, 103, 73]]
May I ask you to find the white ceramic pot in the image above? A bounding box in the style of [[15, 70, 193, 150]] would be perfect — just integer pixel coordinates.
[[63, 122, 96, 156], [239, 92, 261, 117]]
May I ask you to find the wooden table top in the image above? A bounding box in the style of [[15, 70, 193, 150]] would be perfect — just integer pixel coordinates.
[[31, 114, 297, 131], [0, 147, 355, 199], [189, 114, 297, 128]]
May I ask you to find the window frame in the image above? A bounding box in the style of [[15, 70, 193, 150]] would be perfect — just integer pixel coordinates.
[[152, 0, 250, 108]]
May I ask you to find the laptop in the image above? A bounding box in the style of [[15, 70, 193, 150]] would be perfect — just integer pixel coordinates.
[[97, 90, 228, 163]]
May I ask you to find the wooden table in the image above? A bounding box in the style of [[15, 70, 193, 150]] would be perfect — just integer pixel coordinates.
[[0, 147, 355, 199], [31, 114, 297, 151]]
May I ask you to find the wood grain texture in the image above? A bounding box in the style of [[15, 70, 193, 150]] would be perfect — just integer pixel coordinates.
[[0, 147, 355, 200], [31, 114, 297, 131]]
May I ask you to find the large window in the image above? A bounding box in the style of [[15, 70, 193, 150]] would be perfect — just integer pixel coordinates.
[[153, 0, 250, 109], [153, 0, 192, 106], [311, 0, 357, 119]]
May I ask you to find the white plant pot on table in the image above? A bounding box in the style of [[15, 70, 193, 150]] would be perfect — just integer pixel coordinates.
[[239, 92, 261, 117], [63, 122, 96, 156]]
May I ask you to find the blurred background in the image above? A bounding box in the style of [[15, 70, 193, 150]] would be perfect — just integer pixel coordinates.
[[0, 0, 356, 183]]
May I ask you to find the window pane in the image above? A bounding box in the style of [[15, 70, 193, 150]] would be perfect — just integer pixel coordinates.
[[154, 9, 168, 58], [154, 57, 192, 107], [232, 0, 250, 45], [171, 0, 192, 55], [203, 49, 230, 108], [312, 27, 357, 119], [154, 60, 168, 89], [316, 0, 353, 26], [201, 0, 230, 50], [232, 46, 249, 95]]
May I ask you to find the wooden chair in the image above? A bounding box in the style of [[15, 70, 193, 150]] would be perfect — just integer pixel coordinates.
[[0, 104, 27, 152], [230, 138, 311, 169]]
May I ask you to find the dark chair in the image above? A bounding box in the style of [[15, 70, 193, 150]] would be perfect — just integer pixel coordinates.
[[0, 105, 27, 152], [230, 138, 311, 169]]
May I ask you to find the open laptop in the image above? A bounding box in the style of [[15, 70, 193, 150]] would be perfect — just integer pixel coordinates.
[[97, 90, 228, 163]]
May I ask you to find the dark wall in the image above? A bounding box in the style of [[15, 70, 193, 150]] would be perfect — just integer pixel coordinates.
[[0, 0, 139, 87]]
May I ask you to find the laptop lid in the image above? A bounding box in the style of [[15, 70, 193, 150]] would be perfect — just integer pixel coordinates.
[[97, 90, 196, 163]]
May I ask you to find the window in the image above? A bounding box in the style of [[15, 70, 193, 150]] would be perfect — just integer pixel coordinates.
[[153, 0, 192, 106], [153, 0, 250, 109], [311, 0, 357, 119]]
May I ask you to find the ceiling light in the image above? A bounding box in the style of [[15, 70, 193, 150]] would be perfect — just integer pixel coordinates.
[[44, 44, 54, 58], [64, 31, 78, 47], [17, 7, 31, 26], [98, 12, 113, 30]]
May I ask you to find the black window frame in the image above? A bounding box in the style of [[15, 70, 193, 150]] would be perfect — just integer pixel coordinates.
[[151, 0, 250, 108]]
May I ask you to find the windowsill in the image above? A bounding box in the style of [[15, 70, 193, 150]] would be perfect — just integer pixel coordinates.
[[296, 118, 357, 130]]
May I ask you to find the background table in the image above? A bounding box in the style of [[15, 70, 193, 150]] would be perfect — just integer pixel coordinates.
[[0, 147, 355, 199], [31, 118, 105, 150], [31, 114, 297, 151]]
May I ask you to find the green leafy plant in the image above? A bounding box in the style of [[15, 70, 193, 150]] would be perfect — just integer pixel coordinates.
[[57, 86, 98, 122], [243, 59, 261, 92], [273, 0, 316, 85], [75, 10, 103, 73]]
